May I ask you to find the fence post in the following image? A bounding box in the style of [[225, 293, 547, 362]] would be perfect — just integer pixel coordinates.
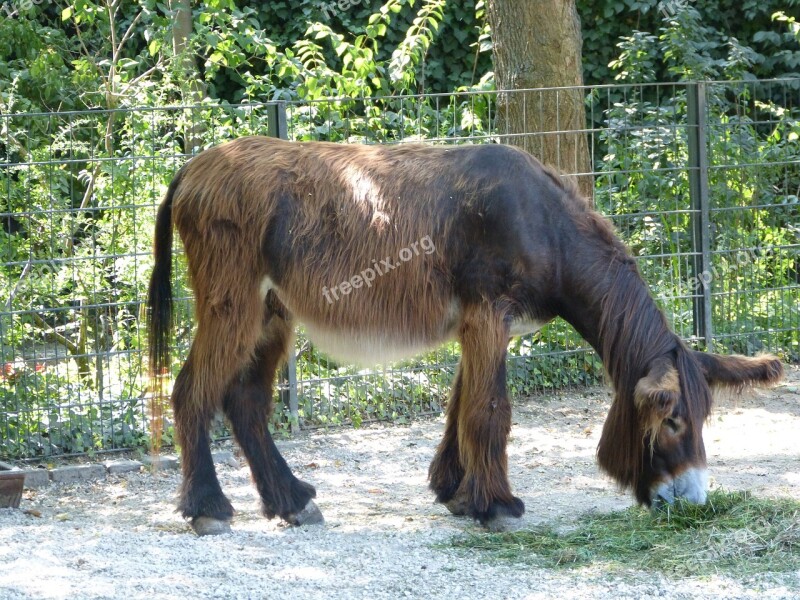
[[686, 82, 714, 349], [266, 102, 299, 433], [266, 101, 288, 140]]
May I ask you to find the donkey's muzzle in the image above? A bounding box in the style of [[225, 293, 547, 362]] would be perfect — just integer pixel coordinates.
[[650, 466, 709, 507]]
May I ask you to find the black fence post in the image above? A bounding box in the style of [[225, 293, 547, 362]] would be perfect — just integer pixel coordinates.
[[686, 82, 714, 349], [266, 101, 288, 140], [266, 102, 299, 433]]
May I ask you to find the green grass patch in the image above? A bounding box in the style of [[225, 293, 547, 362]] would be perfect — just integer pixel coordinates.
[[452, 490, 800, 577]]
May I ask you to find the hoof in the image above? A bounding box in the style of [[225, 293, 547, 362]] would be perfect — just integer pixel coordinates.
[[444, 493, 469, 516], [477, 497, 525, 531], [483, 513, 524, 533], [192, 517, 232, 536], [284, 500, 324, 527]]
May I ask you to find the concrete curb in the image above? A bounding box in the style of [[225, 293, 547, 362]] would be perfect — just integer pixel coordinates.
[[17, 451, 239, 490]]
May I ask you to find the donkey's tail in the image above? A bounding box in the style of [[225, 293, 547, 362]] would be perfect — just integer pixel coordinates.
[[148, 168, 184, 379], [147, 167, 184, 449]]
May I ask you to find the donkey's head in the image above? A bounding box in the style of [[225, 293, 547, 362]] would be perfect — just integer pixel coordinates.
[[598, 350, 783, 507]]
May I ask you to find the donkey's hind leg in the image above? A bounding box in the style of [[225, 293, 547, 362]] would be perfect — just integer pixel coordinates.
[[222, 308, 322, 526], [172, 349, 235, 536], [428, 365, 467, 514], [173, 278, 266, 535], [446, 302, 523, 528], [173, 318, 262, 535]]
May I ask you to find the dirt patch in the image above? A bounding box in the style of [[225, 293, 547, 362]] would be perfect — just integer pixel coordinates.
[[0, 366, 798, 599]]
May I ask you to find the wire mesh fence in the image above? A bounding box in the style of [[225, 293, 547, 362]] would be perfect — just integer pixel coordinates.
[[1, 79, 798, 459]]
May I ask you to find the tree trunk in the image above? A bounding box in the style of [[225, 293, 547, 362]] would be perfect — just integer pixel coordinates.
[[486, 0, 593, 201], [169, 0, 206, 153]]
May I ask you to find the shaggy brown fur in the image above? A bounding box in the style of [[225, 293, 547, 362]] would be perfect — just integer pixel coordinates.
[[148, 136, 784, 529]]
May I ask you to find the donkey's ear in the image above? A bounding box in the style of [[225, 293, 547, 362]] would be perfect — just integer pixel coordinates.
[[634, 357, 680, 424], [692, 352, 783, 389]]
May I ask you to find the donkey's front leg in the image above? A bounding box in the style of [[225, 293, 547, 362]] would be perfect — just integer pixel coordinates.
[[446, 303, 523, 528]]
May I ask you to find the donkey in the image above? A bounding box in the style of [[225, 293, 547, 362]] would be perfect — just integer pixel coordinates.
[[147, 136, 783, 535]]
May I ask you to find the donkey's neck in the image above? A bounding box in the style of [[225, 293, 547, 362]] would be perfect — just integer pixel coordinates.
[[557, 241, 679, 385]]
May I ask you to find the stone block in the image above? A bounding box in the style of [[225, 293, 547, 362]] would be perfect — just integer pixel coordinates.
[[104, 459, 143, 475], [49, 464, 106, 484], [140, 455, 179, 471], [21, 469, 50, 489]]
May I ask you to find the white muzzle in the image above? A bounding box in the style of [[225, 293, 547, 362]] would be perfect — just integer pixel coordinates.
[[650, 467, 709, 505]]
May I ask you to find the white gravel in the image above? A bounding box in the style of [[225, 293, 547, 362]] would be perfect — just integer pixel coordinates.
[[1, 367, 798, 599]]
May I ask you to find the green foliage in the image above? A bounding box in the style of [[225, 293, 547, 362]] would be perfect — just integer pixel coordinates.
[[2, 1, 799, 116], [194, 0, 464, 104], [220, 0, 490, 99], [579, 0, 800, 84], [0, 102, 187, 456], [0, 16, 71, 113], [0, 360, 148, 457], [595, 10, 800, 356], [0, 2, 174, 114]]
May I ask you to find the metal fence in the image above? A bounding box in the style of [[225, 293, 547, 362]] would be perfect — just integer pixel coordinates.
[[1, 79, 798, 459]]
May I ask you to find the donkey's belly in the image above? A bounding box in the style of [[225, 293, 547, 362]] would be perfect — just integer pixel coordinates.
[[300, 322, 457, 366], [303, 314, 548, 365], [264, 272, 462, 365], [261, 276, 547, 366], [509, 316, 548, 337]]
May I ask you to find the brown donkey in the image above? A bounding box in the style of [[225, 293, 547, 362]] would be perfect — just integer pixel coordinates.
[[147, 136, 783, 534]]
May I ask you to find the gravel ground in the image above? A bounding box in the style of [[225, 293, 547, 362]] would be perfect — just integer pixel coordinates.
[[1, 366, 798, 600]]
